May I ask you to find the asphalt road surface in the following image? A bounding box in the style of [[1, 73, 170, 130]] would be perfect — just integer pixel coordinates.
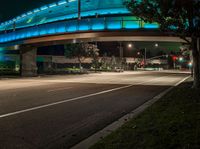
[[0, 71, 189, 149]]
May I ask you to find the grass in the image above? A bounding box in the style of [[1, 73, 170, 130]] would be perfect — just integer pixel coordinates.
[[64, 68, 81, 71], [90, 79, 200, 149]]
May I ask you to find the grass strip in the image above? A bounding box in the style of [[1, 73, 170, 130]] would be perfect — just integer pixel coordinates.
[[90, 79, 200, 149]]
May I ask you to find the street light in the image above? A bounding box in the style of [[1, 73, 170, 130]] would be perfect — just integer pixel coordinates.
[[119, 42, 124, 59], [78, 0, 90, 20], [137, 52, 141, 55], [188, 61, 193, 76], [188, 62, 193, 67], [179, 57, 184, 62], [155, 43, 158, 47], [128, 43, 133, 48], [78, 0, 81, 20], [137, 48, 147, 68]]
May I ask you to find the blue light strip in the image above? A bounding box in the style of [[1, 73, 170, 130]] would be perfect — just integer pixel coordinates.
[[0, 0, 129, 31], [0, 16, 159, 44], [0, 0, 72, 28], [0, 8, 129, 31]]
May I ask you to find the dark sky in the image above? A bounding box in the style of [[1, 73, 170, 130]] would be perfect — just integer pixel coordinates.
[[0, 0, 57, 22]]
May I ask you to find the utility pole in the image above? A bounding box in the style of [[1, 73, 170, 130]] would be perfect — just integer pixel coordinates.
[[78, 0, 81, 20], [119, 42, 124, 69], [144, 48, 147, 67], [119, 42, 123, 59]]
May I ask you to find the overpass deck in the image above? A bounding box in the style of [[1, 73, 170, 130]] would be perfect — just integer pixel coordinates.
[[0, 16, 159, 44]]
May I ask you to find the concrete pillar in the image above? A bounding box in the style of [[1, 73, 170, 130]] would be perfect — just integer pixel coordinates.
[[119, 42, 123, 59], [20, 46, 37, 77]]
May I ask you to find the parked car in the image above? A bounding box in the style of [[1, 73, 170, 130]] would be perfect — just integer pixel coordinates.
[[114, 67, 124, 72]]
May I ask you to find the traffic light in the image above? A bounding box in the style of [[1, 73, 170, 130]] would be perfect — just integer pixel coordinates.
[[179, 57, 184, 62], [172, 56, 177, 61]]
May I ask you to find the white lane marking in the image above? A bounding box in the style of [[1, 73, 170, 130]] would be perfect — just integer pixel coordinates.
[[0, 85, 132, 119], [47, 87, 73, 93], [0, 74, 188, 119], [71, 76, 191, 149]]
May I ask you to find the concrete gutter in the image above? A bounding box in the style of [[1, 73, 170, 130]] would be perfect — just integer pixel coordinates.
[[71, 76, 191, 149]]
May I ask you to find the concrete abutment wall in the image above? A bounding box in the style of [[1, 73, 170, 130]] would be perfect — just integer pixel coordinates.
[[20, 46, 37, 77]]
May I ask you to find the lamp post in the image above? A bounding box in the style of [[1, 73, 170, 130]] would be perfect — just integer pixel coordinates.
[[144, 48, 147, 67], [172, 56, 177, 69], [120, 42, 124, 59], [137, 48, 147, 68], [118, 42, 124, 69], [78, 0, 81, 20]]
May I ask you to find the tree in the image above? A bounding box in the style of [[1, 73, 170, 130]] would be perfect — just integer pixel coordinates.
[[101, 53, 109, 70], [84, 43, 100, 72], [65, 43, 100, 70], [64, 43, 88, 69], [124, 0, 200, 88], [110, 56, 117, 70]]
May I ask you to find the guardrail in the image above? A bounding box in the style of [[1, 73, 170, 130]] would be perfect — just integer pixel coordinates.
[[0, 16, 159, 43]]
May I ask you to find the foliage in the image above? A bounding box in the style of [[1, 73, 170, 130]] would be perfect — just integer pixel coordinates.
[[110, 56, 117, 69], [124, 0, 200, 41], [84, 44, 100, 71], [64, 43, 100, 69], [65, 43, 87, 60], [83, 43, 99, 59], [65, 43, 88, 69], [124, 0, 200, 88]]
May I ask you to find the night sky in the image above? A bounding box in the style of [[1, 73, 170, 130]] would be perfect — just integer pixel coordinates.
[[0, 0, 56, 22]]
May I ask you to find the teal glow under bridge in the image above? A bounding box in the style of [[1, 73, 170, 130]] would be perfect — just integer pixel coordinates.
[[0, 0, 159, 44]]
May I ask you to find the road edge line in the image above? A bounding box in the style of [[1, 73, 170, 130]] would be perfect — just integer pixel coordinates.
[[71, 76, 191, 149]]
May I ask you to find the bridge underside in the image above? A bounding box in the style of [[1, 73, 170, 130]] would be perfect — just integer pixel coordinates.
[[1, 30, 188, 48], [1, 30, 189, 77], [26, 30, 187, 46]]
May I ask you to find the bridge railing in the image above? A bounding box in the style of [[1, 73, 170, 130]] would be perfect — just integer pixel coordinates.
[[0, 16, 159, 43]]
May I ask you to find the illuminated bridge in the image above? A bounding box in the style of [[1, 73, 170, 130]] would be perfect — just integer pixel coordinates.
[[0, 0, 164, 45], [0, 0, 185, 76]]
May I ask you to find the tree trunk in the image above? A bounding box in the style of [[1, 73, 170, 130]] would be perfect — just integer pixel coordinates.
[[192, 37, 200, 88], [78, 57, 82, 70]]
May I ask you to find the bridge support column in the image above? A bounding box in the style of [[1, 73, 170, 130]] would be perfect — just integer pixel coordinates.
[[20, 46, 37, 77]]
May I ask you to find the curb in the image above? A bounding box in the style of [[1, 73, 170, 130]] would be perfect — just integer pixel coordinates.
[[71, 76, 190, 149]]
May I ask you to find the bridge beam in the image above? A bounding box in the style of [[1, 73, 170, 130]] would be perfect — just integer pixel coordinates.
[[20, 46, 37, 77]]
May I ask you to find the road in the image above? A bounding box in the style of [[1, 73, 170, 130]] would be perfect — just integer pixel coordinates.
[[0, 71, 189, 149]]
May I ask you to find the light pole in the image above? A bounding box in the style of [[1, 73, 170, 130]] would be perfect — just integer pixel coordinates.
[[172, 56, 177, 69], [138, 48, 147, 68], [118, 42, 124, 69], [144, 48, 147, 67], [78, 0, 81, 20], [120, 42, 124, 59]]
